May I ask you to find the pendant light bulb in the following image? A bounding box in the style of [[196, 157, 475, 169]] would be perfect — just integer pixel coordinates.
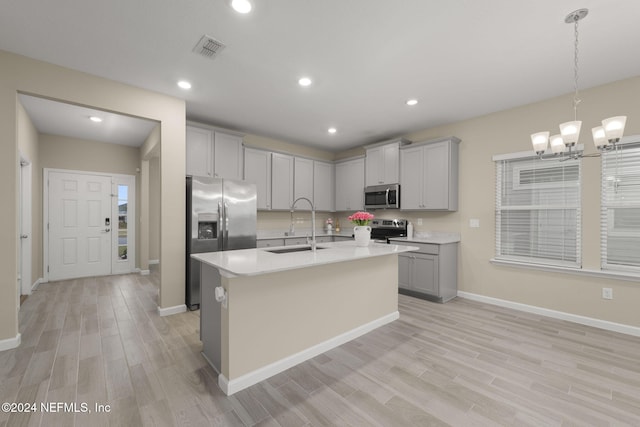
[[550, 134, 566, 154], [602, 116, 627, 143], [559, 121, 582, 147], [592, 126, 608, 150], [531, 131, 549, 155]]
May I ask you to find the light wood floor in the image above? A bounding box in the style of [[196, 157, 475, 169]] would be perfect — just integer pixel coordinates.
[[2, 270, 640, 426]]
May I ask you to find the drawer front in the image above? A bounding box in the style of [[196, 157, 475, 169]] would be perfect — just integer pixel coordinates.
[[390, 240, 439, 255], [257, 239, 285, 248], [284, 237, 308, 246]]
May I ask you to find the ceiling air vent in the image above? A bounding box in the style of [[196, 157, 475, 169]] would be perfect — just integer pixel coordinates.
[[193, 35, 226, 59]]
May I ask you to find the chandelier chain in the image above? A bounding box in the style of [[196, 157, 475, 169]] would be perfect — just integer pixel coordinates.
[[573, 17, 581, 122]]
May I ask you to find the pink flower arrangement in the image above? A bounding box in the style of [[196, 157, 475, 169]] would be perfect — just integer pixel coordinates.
[[348, 211, 375, 226]]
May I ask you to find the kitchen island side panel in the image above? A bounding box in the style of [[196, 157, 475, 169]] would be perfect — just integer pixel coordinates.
[[221, 255, 398, 380]]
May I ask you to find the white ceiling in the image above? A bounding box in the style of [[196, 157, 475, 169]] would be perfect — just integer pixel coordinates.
[[18, 95, 158, 147], [2, 1, 640, 151]]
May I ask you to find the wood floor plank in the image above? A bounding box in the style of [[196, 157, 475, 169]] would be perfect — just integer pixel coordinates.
[[385, 395, 452, 427], [138, 399, 177, 427], [277, 379, 347, 426]]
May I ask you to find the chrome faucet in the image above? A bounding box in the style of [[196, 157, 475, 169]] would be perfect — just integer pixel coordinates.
[[291, 197, 316, 251]]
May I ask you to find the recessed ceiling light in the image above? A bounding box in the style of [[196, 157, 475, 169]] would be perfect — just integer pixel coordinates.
[[177, 80, 192, 89], [328, 127, 337, 134], [298, 77, 312, 87], [89, 116, 103, 123], [406, 99, 418, 106], [231, 0, 252, 14]]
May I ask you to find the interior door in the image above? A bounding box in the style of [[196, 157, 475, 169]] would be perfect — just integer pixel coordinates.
[[19, 157, 32, 301], [48, 171, 112, 281]]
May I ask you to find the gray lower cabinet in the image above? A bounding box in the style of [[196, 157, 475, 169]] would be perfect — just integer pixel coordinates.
[[257, 235, 352, 247], [391, 240, 458, 303], [284, 237, 309, 246], [256, 238, 285, 248], [316, 236, 333, 243], [200, 262, 222, 373]]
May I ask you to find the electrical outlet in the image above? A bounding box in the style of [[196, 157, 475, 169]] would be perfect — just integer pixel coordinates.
[[417, 218, 423, 226], [602, 287, 613, 300]]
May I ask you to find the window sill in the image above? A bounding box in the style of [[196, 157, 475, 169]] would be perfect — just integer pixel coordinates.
[[490, 258, 640, 283]]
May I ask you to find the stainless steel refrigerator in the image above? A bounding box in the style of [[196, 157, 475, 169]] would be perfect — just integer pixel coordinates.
[[186, 176, 257, 310]]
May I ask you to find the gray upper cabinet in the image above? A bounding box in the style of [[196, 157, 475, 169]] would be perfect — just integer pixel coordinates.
[[400, 137, 460, 211], [271, 152, 294, 210], [244, 149, 335, 212], [335, 157, 364, 211], [293, 157, 314, 211], [186, 124, 243, 180], [214, 131, 244, 180], [244, 147, 272, 210], [186, 126, 212, 177], [313, 160, 335, 212], [365, 140, 404, 186]]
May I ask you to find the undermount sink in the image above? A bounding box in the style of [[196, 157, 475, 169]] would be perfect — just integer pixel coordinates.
[[264, 245, 326, 254]]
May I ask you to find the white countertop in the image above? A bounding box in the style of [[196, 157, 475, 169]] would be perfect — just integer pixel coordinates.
[[192, 240, 419, 277], [389, 232, 461, 244]]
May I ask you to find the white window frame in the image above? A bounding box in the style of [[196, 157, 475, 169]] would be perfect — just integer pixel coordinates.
[[494, 148, 582, 268], [112, 175, 136, 275], [600, 136, 640, 273]]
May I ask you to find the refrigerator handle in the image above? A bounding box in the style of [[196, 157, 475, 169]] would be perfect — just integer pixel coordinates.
[[217, 202, 223, 251], [224, 202, 229, 248]]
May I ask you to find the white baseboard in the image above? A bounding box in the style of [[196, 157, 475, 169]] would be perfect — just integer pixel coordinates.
[[139, 270, 150, 276], [30, 278, 43, 293], [218, 311, 399, 395], [0, 333, 21, 352], [457, 291, 640, 338], [201, 351, 221, 376], [148, 259, 160, 265], [157, 304, 187, 317]]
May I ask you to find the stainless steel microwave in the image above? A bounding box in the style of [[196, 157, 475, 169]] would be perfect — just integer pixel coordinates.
[[364, 184, 400, 209]]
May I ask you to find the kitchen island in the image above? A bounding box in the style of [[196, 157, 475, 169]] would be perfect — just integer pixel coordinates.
[[192, 240, 418, 395]]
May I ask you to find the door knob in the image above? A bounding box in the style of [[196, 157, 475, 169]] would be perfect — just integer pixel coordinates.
[[20, 234, 28, 239]]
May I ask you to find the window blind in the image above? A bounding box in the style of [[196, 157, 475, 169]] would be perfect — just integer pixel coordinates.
[[495, 155, 581, 267], [601, 142, 640, 271]]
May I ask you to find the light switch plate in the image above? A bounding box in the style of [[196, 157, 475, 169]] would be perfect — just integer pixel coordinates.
[[469, 219, 480, 228]]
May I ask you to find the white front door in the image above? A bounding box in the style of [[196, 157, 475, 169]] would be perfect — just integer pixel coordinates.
[[48, 171, 112, 280]]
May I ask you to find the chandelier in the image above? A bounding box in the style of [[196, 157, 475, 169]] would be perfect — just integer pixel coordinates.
[[530, 8, 627, 159]]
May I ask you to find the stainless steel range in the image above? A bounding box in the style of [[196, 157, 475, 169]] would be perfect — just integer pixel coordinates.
[[370, 219, 408, 243]]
